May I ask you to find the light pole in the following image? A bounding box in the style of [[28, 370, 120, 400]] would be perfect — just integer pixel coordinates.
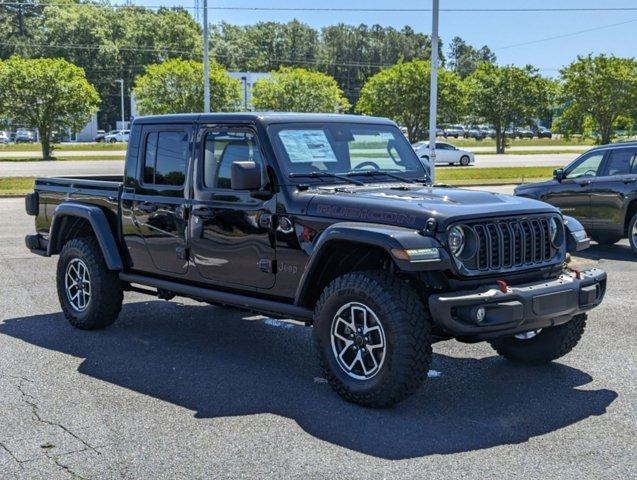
[[203, 0, 210, 113], [428, 0, 439, 183], [115, 79, 125, 129]]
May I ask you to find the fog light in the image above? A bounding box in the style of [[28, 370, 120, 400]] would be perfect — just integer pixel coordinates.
[[475, 306, 486, 322]]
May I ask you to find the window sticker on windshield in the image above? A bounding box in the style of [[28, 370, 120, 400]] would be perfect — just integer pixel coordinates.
[[379, 132, 394, 141], [278, 130, 338, 163]]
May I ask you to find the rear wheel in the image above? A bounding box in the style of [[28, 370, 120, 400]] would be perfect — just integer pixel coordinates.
[[56, 237, 123, 329], [489, 314, 586, 365], [313, 271, 433, 408]]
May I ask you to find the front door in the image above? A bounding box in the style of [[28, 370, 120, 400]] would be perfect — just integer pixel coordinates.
[[589, 146, 637, 236], [131, 125, 193, 276], [541, 150, 606, 229], [189, 126, 276, 290]]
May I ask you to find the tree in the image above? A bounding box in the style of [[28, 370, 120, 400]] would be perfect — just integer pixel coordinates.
[[558, 54, 637, 144], [447, 37, 496, 78], [356, 60, 465, 142], [132, 59, 241, 115], [252, 67, 350, 113], [466, 63, 548, 153], [39, 4, 203, 128], [0, 56, 99, 159]]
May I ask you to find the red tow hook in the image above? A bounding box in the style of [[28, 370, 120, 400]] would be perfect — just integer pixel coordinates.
[[496, 279, 508, 293]]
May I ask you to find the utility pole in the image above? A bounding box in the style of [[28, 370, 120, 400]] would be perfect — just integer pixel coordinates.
[[116, 79, 125, 129], [203, 0, 210, 113], [428, 0, 439, 183]]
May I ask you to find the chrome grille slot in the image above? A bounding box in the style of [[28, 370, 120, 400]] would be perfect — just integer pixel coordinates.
[[458, 215, 561, 276]]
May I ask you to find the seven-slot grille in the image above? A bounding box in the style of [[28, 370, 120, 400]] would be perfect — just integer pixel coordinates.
[[455, 216, 561, 274]]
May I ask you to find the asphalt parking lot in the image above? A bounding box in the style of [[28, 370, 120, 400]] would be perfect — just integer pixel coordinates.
[[0, 197, 635, 479]]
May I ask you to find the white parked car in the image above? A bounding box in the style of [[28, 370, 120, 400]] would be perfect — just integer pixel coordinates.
[[0, 131, 10, 144], [104, 129, 130, 143], [412, 141, 475, 167]]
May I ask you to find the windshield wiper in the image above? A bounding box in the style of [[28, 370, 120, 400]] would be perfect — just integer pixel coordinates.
[[289, 171, 365, 186], [345, 170, 416, 184]]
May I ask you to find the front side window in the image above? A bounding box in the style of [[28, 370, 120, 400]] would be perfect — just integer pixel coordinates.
[[270, 123, 426, 181], [202, 130, 262, 189], [566, 152, 604, 179], [605, 149, 637, 176], [143, 130, 190, 186]]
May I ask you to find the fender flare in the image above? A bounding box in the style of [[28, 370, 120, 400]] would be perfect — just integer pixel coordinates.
[[294, 222, 449, 305], [48, 202, 123, 270]]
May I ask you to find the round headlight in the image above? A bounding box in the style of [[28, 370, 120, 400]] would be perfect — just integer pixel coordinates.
[[448, 226, 465, 256], [549, 218, 559, 245]]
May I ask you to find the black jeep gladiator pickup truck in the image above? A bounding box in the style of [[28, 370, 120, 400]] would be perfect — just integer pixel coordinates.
[[25, 113, 607, 407]]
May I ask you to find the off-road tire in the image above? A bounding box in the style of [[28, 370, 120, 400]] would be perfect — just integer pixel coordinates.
[[590, 233, 621, 246], [56, 237, 123, 329], [460, 155, 470, 166], [489, 314, 587, 365], [628, 212, 637, 255], [313, 271, 433, 408]]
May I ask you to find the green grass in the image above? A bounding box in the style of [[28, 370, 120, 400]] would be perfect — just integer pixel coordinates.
[[437, 166, 555, 185], [0, 167, 557, 197], [0, 177, 35, 196], [0, 155, 124, 162], [0, 142, 127, 152]]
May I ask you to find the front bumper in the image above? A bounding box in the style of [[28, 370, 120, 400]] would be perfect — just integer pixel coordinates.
[[428, 268, 606, 340]]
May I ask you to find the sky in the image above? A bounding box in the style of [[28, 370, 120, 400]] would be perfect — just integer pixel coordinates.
[[135, 0, 637, 76]]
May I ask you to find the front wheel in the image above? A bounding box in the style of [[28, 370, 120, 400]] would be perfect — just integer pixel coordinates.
[[57, 237, 123, 329], [313, 271, 433, 408], [460, 155, 470, 166], [489, 314, 586, 365], [590, 233, 621, 246], [628, 212, 637, 255]]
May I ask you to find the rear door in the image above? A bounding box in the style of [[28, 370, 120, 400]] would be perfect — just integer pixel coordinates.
[[540, 150, 606, 229], [188, 125, 276, 290], [130, 124, 193, 276], [589, 147, 637, 236]]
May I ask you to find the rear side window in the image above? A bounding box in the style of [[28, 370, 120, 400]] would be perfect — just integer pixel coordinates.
[[605, 148, 637, 176], [143, 130, 190, 186]]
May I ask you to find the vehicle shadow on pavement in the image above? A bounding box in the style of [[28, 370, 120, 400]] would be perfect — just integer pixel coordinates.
[[577, 243, 635, 263], [0, 300, 618, 460]]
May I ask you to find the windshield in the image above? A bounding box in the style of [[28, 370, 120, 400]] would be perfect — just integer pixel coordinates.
[[269, 122, 427, 183]]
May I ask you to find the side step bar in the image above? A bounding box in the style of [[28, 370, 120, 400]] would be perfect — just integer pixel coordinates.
[[119, 272, 313, 322]]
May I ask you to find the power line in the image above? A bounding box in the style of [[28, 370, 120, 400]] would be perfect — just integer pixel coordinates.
[[2, 2, 637, 13], [495, 18, 637, 51]]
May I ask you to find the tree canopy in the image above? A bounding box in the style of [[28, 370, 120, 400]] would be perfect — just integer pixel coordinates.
[[465, 63, 548, 153], [356, 60, 465, 142], [0, 56, 99, 159], [132, 59, 242, 115], [447, 37, 496, 78], [557, 54, 637, 144], [251, 67, 350, 113]]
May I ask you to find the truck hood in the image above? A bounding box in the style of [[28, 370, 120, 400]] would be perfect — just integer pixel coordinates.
[[306, 184, 558, 230]]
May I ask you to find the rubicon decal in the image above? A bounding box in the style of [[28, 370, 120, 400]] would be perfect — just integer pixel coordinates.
[[314, 204, 417, 226]]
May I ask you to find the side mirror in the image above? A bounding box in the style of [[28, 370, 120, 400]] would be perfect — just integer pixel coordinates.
[[554, 168, 565, 182], [231, 161, 261, 191]]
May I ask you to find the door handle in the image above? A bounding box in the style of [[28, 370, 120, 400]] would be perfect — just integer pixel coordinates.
[[138, 202, 158, 213], [624, 177, 637, 184], [579, 180, 592, 186], [192, 207, 216, 220]]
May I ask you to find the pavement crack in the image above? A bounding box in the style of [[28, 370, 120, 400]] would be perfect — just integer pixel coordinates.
[[0, 441, 26, 469], [15, 377, 101, 456]]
